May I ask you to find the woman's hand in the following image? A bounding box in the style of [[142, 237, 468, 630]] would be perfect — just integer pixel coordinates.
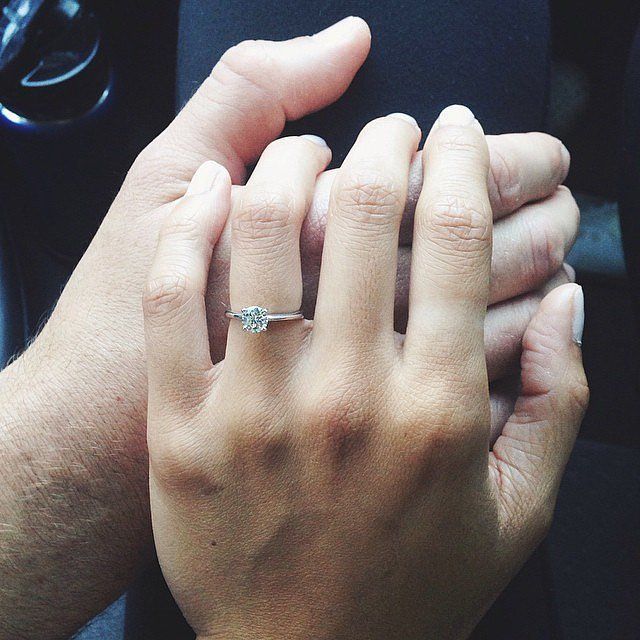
[[208, 133, 578, 385], [143, 106, 588, 640], [207, 134, 579, 442]]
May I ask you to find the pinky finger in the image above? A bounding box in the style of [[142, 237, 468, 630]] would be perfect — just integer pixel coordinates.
[[143, 161, 231, 411]]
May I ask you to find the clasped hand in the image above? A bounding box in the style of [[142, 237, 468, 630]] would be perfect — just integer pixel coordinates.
[[0, 17, 588, 640], [144, 106, 588, 640]]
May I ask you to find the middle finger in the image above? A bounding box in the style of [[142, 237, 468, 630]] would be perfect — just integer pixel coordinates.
[[313, 114, 420, 352]]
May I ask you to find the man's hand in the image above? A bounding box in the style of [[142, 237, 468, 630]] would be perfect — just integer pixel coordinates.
[[0, 18, 373, 640], [0, 16, 576, 640]]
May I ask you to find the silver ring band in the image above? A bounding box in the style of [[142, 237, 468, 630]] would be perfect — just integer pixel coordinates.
[[225, 306, 304, 333]]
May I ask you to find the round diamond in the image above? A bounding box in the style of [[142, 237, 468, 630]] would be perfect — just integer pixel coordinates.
[[240, 306, 269, 333]]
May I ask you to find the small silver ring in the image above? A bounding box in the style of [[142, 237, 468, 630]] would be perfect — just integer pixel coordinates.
[[225, 306, 304, 333]]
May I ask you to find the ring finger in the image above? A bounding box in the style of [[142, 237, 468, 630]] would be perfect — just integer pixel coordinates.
[[226, 135, 331, 368]]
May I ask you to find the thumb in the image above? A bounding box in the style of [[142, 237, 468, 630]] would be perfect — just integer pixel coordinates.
[[136, 17, 371, 195], [490, 283, 589, 548]]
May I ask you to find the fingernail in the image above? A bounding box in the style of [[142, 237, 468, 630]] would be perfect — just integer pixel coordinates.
[[387, 112, 418, 127], [563, 262, 576, 282], [186, 161, 225, 196], [571, 285, 585, 346], [313, 16, 364, 43], [387, 113, 421, 136], [436, 104, 476, 127], [301, 134, 328, 147]]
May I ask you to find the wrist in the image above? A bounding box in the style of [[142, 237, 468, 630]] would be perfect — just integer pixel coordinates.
[[0, 327, 153, 639]]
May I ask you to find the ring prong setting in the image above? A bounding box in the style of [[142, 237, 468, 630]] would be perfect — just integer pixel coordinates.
[[226, 307, 303, 331], [240, 306, 269, 333]]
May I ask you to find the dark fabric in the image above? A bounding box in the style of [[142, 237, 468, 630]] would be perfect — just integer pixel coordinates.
[[620, 24, 640, 325], [177, 0, 551, 166], [546, 440, 640, 639], [124, 567, 192, 640], [474, 440, 640, 640]]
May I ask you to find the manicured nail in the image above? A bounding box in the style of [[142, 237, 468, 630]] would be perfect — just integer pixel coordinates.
[[571, 285, 585, 346], [387, 112, 419, 129], [560, 143, 571, 173], [186, 161, 225, 196], [437, 104, 476, 127], [563, 262, 576, 282], [301, 134, 328, 147], [314, 16, 365, 44]]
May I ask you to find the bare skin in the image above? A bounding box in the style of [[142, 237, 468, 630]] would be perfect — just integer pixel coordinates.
[[0, 18, 577, 640], [145, 108, 589, 640]]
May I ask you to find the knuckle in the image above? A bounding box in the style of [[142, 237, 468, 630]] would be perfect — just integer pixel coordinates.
[[222, 38, 270, 69], [224, 407, 292, 469], [234, 429, 291, 469], [398, 417, 471, 471], [203, 39, 281, 132], [396, 387, 483, 459], [525, 213, 566, 282], [311, 392, 374, 464], [567, 375, 590, 415], [423, 194, 491, 253], [334, 167, 402, 228], [149, 436, 190, 483], [307, 375, 365, 422], [215, 39, 278, 98], [149, 433, 223, 495], [162, 203, 202, 241], [143, 273, 195, 320], [232, 188, 297, 249], [432, 127, 487, 162], [131, 141, 161, 175], [489, 144, 524, 211], [302, 373, 380, 464], [127, 141, 176, 198]]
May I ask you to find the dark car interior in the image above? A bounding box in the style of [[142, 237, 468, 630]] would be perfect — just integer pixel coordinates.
[[0, 1, 638, 639]]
